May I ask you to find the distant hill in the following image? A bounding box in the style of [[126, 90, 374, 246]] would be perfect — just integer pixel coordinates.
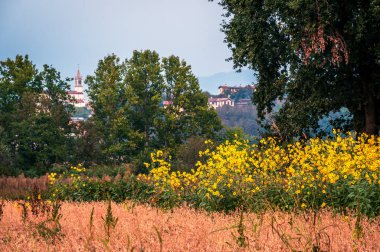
[[197, 69, 257, 94]]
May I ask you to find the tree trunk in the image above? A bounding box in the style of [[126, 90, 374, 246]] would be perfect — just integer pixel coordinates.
[[362, 80, 377, 134]]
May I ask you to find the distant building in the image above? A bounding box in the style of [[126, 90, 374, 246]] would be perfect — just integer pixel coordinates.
[[218, 84, 255, 96], [208, 97, 234, 109], [67, 69, 86, 107]]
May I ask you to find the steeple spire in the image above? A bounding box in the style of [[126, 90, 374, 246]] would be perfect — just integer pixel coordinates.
[[75, 66, 82, 87]]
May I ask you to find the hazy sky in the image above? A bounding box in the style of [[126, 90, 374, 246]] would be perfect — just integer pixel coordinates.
[[0, 0, 236, 85]]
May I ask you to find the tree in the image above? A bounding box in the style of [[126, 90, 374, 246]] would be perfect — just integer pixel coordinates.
[[86, 54, 138, 163], [212, 0, 380, 135], [124, 50, 165, 149], [87, 51, 222, 166], [160, 55, 222, 148], [0, 55, 73, 175]]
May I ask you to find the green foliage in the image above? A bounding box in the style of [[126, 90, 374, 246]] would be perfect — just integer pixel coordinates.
[[12, 114, 71, 176], [86, 51, 222, 166], [0, 126, 14, 175], [215, 127, 252, 144], [85, 165, 127, 178], [159, 55, 222, 144], [125, 50, 164, 149], [48, 167, 154, 203], [0, 55, 74, 176], [171, 136, 209, 172], [50, 163, 127, 178], [86, 54, 134, 163], [212, 0, 380, 135], [72, 120, 106, 165], [229, 88, 253, 102], [34, 201, 64, 245]]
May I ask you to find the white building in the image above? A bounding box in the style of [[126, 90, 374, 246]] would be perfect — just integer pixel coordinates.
[[208, 97, 234, 109]]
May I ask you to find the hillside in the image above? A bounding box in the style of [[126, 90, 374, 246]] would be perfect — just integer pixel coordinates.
[[217, 105, 261, 136]]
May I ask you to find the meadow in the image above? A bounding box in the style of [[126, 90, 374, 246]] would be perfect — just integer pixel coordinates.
[[1, 201, 380, 251]]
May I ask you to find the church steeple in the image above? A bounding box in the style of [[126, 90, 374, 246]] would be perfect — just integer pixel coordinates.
[[67, 66, 86, 109], [74, 67, 84, 93], [75, 67, 82, 87]]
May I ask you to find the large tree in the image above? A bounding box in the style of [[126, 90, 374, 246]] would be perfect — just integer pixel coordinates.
[[212, 0, 380, 135], [0, 55, 73, 175]]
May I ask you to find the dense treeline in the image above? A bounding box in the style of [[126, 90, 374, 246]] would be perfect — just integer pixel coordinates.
[[0, 51, 222, 176]]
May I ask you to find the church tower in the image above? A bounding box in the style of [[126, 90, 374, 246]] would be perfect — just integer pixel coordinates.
[[74, 68, 84, 93], [67, 67, 86, 108]]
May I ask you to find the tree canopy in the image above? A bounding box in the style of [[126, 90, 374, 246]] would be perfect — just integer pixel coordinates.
[[212, 0, 380, 136], [0, 55, 73, 176], [86, 50, 222, 166]]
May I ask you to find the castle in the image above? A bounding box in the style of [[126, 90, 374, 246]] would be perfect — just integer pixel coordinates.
[[208, 84, 254, 108], [218, 84, 255, 95]]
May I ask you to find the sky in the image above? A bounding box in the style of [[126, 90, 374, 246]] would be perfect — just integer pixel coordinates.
[[0, 0, 247, 91]]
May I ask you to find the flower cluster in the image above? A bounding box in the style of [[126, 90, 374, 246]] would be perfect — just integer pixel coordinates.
[[139, 131, 380, 213], [48, 164, 87, 199]]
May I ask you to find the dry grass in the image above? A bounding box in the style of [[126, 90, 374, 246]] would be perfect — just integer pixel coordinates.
[[0, 174, 49, 199], [0, 201, 379, 252]]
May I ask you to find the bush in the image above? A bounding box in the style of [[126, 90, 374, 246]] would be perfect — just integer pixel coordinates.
[[48, 164, 153, 203]]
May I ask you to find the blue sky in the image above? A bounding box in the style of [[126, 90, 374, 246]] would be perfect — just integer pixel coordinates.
[[1, 1, 231, 74]]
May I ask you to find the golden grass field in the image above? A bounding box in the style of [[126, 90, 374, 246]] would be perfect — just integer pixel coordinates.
[[1, 201, 379, 252], [0, 175, 49, 199]]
